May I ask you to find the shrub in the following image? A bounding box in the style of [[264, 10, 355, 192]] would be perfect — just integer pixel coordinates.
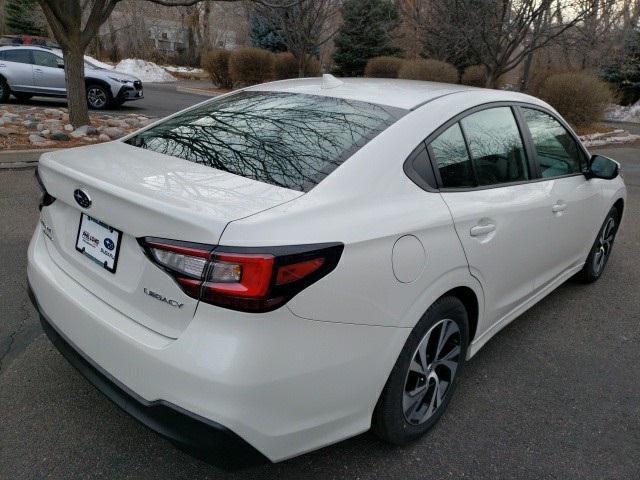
[[274, 52, 322, 79], [274, 52, 298, 79], [201, 49, 232, 88], [229, 47, 275, 86], [538, 72, 613, 126], [364, 56, 403, 78], [398, 59, 458, 83], [461, 65, 487, 87]]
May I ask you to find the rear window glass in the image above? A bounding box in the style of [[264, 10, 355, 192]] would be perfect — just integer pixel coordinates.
[[125, 91, 405, 192]]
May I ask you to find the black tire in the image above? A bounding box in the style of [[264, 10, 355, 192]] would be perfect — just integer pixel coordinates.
[[0, 77, 10, 103], [372, 296, 469, 445], [86, 84, 112, 110], [576, 206, 620, 283], [13, 92, 33, 101]]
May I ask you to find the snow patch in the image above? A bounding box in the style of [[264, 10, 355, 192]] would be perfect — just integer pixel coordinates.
[[580, 130, 640, 147], [605, 102, 640, 123], [163, 65, 204, 74], [114, 59, 177, 83]]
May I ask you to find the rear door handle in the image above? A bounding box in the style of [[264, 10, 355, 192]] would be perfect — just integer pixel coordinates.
[[470, 224, 496, 237], [552, 202, 567, 213]]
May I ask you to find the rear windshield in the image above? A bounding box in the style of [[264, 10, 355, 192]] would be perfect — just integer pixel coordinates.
[[125, 91, 406, 192]]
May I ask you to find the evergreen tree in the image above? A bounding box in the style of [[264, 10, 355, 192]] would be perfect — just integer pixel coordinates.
[[249, 13, 287, 53], [4, 0, 47, 36], [333, 0, 400, 77], [601, 29, 640, 105]]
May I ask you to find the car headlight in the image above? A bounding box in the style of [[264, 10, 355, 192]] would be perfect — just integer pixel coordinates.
[[109, 76, 133, 84]]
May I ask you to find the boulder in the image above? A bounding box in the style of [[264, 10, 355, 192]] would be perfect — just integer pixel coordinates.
[[98, 133, 111, 142]]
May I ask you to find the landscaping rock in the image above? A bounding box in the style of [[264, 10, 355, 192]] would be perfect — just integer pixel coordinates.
[[70, 130, 87, 138], [29, 134, 47, 144], [64, 124, 74, 131], [103, 127, 124, 139], [44, 108, 64, 119], [0, 127, 18, 136], [98, 133, 111, 142], [62, 113, 70, 122], [43, 118, 62, 127], [41, 129, 51, 137], [50, 131, 70, 141], [106, 118, 126, 128], [36, 123, 45, 132], [23, 121, 38, 130], [74, 125, 99, 136]]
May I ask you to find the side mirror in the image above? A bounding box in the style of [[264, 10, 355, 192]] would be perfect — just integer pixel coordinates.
[[57, 58, 64, 69], [586, 155, 619, 180]]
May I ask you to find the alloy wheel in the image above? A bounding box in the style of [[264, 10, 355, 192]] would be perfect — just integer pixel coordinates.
[[593, 217, 616, 275], [87, 87, 107, 109], [402, 318, 461, 425]]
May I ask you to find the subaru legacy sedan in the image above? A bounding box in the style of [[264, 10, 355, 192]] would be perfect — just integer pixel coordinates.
[[28, 76, 625, 465]]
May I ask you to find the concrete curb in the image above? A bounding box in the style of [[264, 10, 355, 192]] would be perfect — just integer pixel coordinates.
[[0, 148, 59, 167], [175, 86, 221, 97]]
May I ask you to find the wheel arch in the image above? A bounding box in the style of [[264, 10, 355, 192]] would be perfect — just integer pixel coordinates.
[[442, 286, 479, 344], [613, 197, 624, 220], [85, 77, 111, 90]]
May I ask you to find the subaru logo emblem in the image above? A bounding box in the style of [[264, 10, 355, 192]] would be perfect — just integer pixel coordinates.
[[103, 238, 115, 250], [73, 188, 91, 209]]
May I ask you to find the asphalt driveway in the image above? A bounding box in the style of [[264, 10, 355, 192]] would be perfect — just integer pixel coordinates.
[[0, 146, 638, 479]]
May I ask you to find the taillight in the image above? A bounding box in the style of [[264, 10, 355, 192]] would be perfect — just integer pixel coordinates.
[[138, 238, 343, 313], [35, 168, 56, 210]]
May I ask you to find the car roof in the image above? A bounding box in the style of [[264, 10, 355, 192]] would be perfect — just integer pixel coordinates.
[[247, 77, 539, 111]]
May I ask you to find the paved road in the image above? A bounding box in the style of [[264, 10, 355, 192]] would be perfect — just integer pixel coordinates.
[[0, 146, 639, 479], [3, 81, 210, 118]]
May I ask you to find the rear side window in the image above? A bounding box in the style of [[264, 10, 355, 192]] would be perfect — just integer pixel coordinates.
[[126, 91, 405, 192], [2, 49, 31, 64], [430, 123, 475, 188], [33, 50, 60, 68], [522, 108, 584, 178], [460, 107, 528, 185]]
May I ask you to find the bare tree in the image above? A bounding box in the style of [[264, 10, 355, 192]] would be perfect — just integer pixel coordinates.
[[36, 0, 292, 127], [423, 0, 606, 88], [255, 0, 340, 77]]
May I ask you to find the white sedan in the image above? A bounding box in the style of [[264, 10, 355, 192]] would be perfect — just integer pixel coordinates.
[[28, 76, 625, 465]]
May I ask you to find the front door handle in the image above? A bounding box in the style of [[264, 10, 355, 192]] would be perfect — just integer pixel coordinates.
[[552, 202, 567, 213], [470, 224, 496, 237]]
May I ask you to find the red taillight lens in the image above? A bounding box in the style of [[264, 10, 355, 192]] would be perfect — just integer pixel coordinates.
[[138, 238, 343, 313], [276, 258, 324, 285]]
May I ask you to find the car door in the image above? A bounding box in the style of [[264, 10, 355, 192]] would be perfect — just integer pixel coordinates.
[[0, 49, 34, 91], [518, 107, 601, 288], [431, 106, 552, 326], [32, 50, 66, 94]]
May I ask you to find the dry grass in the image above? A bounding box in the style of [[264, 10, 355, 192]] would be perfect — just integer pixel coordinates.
[[461, 65, 486, 87]]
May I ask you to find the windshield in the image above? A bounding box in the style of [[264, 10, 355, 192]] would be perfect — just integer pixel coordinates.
[[125, 91, 406, 192]]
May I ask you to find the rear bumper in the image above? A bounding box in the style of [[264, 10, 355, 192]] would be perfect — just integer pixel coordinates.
[[27, 226, 409, 462], [29, 284, 267, 469]]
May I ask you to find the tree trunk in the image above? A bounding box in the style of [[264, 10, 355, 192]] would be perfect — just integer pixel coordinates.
[[520, 49, 535, 92], [63, 44, 90, 127], [485, 68, 497, 88]]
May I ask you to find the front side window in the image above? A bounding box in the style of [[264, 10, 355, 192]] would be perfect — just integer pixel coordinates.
[[33, 50, 60, 68], [430, 123, 475, 188], [126, 91, 405, 192], [3, 49, 31, 64], [460, 107, 529, 186], [522, 108, 584, 178]]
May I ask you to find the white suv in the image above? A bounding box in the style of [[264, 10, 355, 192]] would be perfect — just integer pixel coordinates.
[[0, 46, 143, 109], [28, 77, 625, 466]]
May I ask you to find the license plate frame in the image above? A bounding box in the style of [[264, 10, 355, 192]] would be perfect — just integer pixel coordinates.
[[75, 213, 123, 273]]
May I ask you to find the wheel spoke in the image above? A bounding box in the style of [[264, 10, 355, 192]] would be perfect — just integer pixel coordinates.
[[435, 320, 457, 360]]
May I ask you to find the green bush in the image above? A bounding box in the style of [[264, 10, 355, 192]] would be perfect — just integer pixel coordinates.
[[539, 72, 613, 126], [364, 56, 403, 78], [201, 49, 232, 88], [461, 65, 486, 87], [398, 59, 458, 83], [229, 47, 274, 86]]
